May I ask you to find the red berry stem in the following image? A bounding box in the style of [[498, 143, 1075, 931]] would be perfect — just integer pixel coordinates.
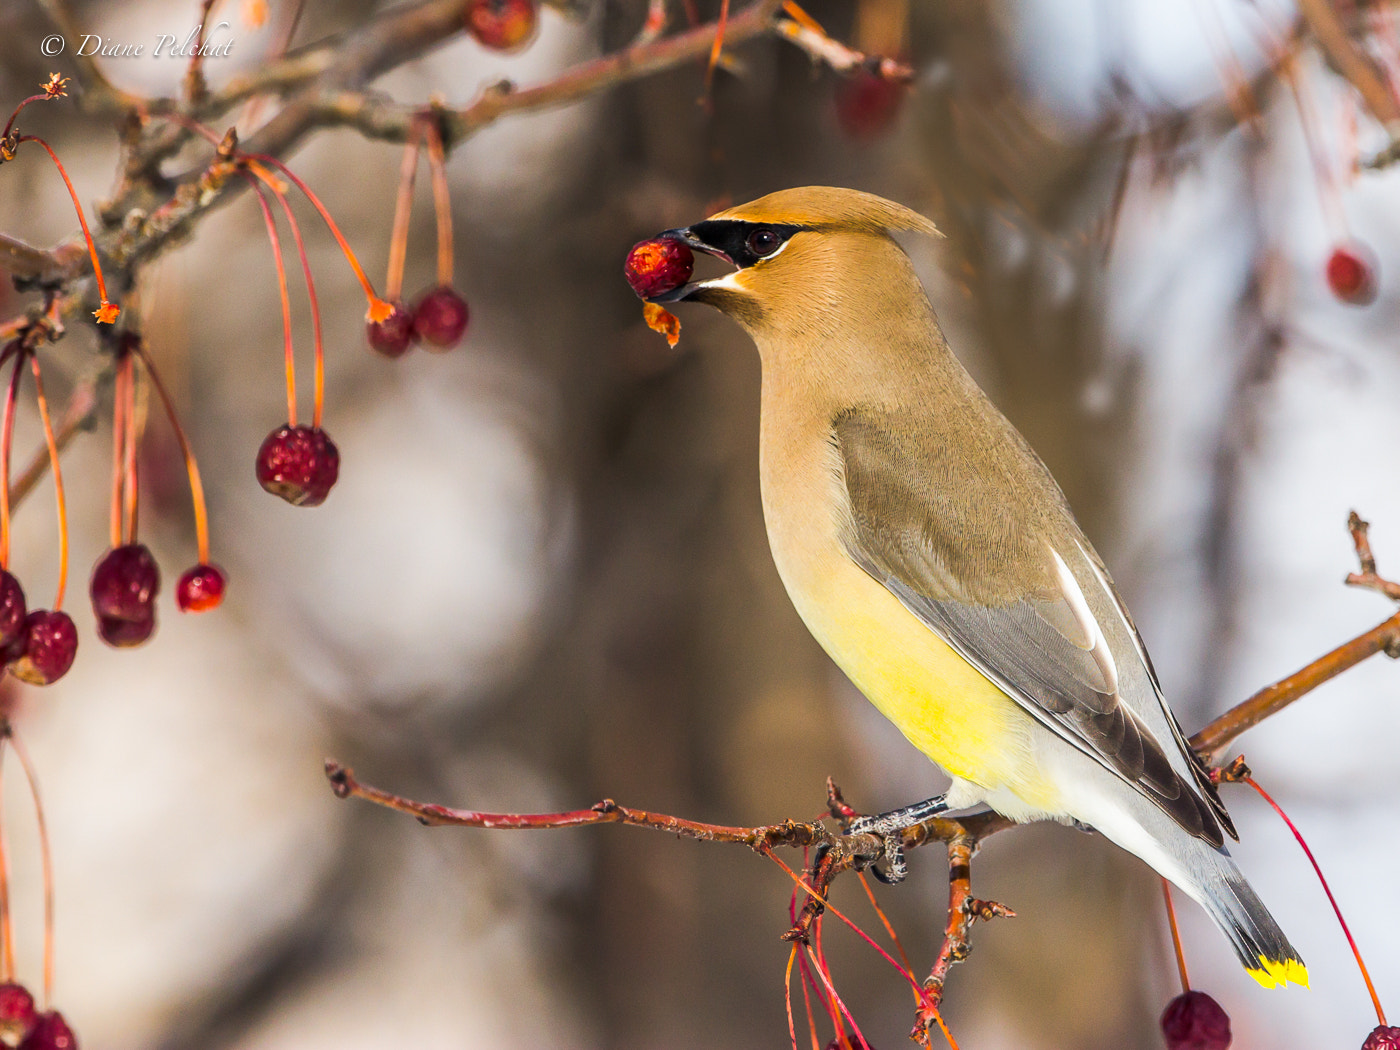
[[9, 729, 55, 1008], [13, 136, 119, 324], [0, 73, 69, 142], [122, 349, 140, 547], [704, 0, 731, 96], [1246, 775, 1386, 1025], [1161, 878, 1191, 995], [131, 342, 213, 566], [110, 348, 129, 549], [243, 173, 298, 427], [423, 119, 455, 288], [386, 124, 422, 302], [250, 164, 326, 430], [30, 355, 68, 610], [0, 346, 22, 570], [246, 153, 394, 323]]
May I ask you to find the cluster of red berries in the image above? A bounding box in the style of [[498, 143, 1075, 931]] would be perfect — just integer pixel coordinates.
[[0, 571, 75, 687], [366, 116, 471, 359], [0, 982, 76, 1050]]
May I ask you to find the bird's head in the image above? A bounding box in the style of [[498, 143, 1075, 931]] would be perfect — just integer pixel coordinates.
[[646, 186, 940, 345]]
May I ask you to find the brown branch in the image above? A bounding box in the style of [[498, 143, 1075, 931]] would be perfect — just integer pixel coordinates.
[[1345, 510, 1400, 599], [1296, 0, 1400, 135]]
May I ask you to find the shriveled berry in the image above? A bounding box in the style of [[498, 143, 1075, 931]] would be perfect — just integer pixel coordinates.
[[90, 544, 160, 624], [0, 570, 27, 654], [411, 286, 469, 350], [834, 70, 907, 140], [465, 0, 538, 51], [1160, 990, 1231, 1050], [18, 1010, 77, 1050], [8, 610, 78, 686], [624, 238, 694, 299], [367, 300, 416, 357], [1327, 242, 1379, 306], [0, 982, 37, 1043], [256, 424, 340, 507], [1363, 1026, 1400, 1050], [176, 564, 227, 612]]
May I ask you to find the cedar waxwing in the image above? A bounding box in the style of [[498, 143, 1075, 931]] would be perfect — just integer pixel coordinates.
[[645, 186, 1306, 988]]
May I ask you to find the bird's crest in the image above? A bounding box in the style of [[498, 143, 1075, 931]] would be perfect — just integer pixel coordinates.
[[708, 187, 940, 239]]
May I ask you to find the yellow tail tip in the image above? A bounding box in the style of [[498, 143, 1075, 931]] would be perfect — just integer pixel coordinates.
[[1247, 956, 1310, 989]]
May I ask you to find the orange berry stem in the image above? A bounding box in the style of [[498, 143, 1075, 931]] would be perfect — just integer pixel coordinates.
[[243, 173, 298, 426], [110, 348, 129, 548], [122, 349, 139, 546], [785, 944, 800, 1050], [0, 345, 22, 569], [386, 123, 422, 302], [132, 342, 212, 565], [704, 0, 731, 95], [1161, 878, 1191, 995], [1246, 776, 1386, 1025], [255, 169, 326, 430], [780, 1, 825, 35], [15, 136, 119, 324], [0, 741, 11, 982], [31, 355, 69, 609], [423, 119, 454, 287], [9, 730, 55, 1008], [855, 870, 916, 985], [247, 153, 393, 322]]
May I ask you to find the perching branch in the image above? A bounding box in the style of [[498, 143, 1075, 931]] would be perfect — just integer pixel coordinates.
[[324, 512, 1400, 1045]]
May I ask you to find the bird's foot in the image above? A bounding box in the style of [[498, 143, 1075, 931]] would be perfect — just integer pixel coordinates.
[[842, 794, 949, 885]]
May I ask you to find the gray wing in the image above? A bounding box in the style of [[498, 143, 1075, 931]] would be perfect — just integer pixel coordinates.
[[832, 407, 1230, 847]]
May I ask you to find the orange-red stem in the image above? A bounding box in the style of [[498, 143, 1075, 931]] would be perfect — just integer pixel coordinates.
[[423, 121, 454, 287], [247, 153, 392, 321], [386, 124, 422, 301], [10, 731, 55, 1008], [1246, 777, 1385, 1024], [132, 344, 212, 565], [1162, 879, 1191, 994], [0, 347, 22, 568], [15, 136, 118, 322], [244, 174, 298, 425], [30, 355, 68, 609]]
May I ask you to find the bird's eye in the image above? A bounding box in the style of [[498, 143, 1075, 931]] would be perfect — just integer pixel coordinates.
[[746, 228, 782, 257]]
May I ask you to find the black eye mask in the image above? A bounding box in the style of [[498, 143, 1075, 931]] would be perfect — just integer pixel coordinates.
[[685, 220, 806, 268]]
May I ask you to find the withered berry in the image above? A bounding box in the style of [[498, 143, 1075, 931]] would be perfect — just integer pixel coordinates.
[[256, 424, 340, 507], [367, 300, 417, 358], [90, 544, 160, 624], [624, 238, 694, 299], [411, 286, 469, 350], [1363, 1026, 1400, 1050], [0, 570, 27, 655], [465, 0, 538, 51], [18, 1010, 77, 1050], [1160, 990, 1231, 1050], [1327, 243, 1379, 306], [176, 564, 227, 613], [9, 610, 78, 686]]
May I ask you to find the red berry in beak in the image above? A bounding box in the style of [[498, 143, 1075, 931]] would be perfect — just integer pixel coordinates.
[[1363, 1026, 1400, 1050], [624, 238, 694, 299], [367, 300, 416, 357], [176, 563, 227, 612], [0, 570, 27, 654], [256, 424, 340, 507], [1326, 242, 1379, 305], [411, 285, 469, 350], [18, 1010, 77, 1050], [1160, 991, 1231, 1050], [90, 544, 160, 624], [465, 0, 538, 51], [8, 610, 78, 686]]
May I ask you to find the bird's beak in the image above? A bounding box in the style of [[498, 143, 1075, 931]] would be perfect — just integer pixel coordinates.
[[645, 227, 736, 304]]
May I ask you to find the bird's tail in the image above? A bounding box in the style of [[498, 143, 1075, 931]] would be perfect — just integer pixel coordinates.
[[1185, 847, 1308, 989]]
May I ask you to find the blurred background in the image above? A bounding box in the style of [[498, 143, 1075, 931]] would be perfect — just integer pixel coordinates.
[[1, 0, 1398, 1047]]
